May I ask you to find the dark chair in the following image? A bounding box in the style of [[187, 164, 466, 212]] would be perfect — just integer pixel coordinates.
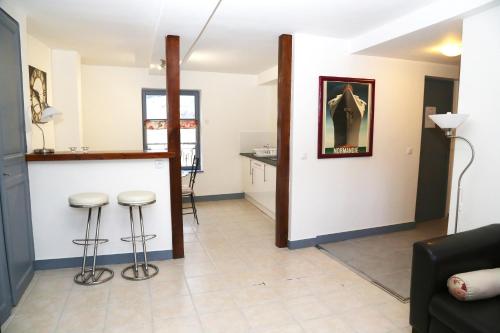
[[182, 156, 200, 224], [410, 224, 500, 333]]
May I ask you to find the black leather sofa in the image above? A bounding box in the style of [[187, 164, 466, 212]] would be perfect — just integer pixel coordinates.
[[410, 224, 500, 333]]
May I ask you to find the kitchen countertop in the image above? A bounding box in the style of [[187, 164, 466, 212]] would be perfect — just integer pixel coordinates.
[[26, 150, 175, 161], [240, 153, 277, 167]]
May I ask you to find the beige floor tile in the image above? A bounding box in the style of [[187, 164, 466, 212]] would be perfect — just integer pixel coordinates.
[[183, 261, 218, 277], [4, 313, 59, 333], [186, 274, 235, 294], [192, 290, 237, 314], [151, 295, 196, 319], [301, 315, 356, 333], [105, 301, 152, 330], [199, 309, 249, 333], [16, 290, 67, 317], [65, 287, 109, 309], [377, 301, 411, 328], [108, 281, 150, 305], [250, 323, 305, 333], [269, 278, 312, 300], [340, 307, 398, 333], [56, 305, 106, 333], [153, 315, 203, 333], [241, 301, 295, 329], [284, 295, 332, 322], [150, 279, 190, 299], [232, 284, 280, 308]]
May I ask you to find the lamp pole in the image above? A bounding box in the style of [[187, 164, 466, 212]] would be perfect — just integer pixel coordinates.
[[446, 130, 475, 234]]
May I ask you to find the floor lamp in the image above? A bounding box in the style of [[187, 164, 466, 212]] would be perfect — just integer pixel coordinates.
[[429, 112, 474, 234]]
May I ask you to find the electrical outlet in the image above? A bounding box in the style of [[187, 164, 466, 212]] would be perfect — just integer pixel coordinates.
[[154, 160, 166, 169]]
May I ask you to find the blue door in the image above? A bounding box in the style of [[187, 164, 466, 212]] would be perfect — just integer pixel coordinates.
[[0, 7, 35, 310], [0, 210, 12, 324]]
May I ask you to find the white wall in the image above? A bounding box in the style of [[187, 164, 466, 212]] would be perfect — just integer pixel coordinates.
[[52, 49, 83, 150], [81, 66, 277, 196], [27, 35, 56, 151], [28, 159, 171, 260], [447, 4, 500, 234], [289, 33, 460, 241]]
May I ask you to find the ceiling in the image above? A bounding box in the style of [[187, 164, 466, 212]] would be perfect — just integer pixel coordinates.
[[357, 19, 462, 65], [17, 0, 457, 74]]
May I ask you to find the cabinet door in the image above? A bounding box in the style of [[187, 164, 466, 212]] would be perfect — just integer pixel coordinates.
[[242, 157, 252, 193], [248, 161, 265, 201], [261, 165, 276, 213], [0, 8, 35, 306], [0, 211, 12, 325]]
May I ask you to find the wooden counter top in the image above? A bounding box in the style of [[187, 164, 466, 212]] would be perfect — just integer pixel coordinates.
[[26, 150, 175, 161]]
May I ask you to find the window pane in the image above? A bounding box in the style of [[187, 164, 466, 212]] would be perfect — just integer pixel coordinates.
[[180, 95, 195, 119], [181, 128, 196, 144], [181, 143, 196, 168], [146, 94, 167, 119], [147, 143, 167, 151], [146, 129, 167, 145]]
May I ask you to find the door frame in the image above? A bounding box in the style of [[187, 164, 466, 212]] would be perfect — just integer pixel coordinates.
[[415, 75, 457, 223], [167, 34, 293, 257]]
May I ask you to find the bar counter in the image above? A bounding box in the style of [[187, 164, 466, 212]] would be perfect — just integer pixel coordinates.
[[27, 150, 174, 269]]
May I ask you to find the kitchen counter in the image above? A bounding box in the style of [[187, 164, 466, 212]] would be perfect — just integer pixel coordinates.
[[26, 150, 175, 161], [27, 153, 173, 267], [239, 153, 277, 167]]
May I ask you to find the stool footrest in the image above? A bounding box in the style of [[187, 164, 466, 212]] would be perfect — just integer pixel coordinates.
[[72, 239, 109, 246], [120, 234, 156, 243]]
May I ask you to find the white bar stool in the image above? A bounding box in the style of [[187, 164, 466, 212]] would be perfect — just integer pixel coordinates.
[[118, 190, 159, 280], [69, 192, 114, 285]]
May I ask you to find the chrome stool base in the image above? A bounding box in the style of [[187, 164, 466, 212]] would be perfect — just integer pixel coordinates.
[[118, 195, 158, 281], [74, 267, 114, 285], [71, 203, 113, 286], [121, 263, 159, 281]]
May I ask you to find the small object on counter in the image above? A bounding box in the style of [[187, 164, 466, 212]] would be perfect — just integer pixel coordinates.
[[81, 146, 89, 153], [69, 146, 77, 152]]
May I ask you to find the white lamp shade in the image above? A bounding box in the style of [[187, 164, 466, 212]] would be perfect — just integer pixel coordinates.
[[40, 106, 61, 122], [429, 112, 468, 129]]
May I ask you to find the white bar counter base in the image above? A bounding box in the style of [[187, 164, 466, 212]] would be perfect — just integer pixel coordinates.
[[28, 158, 172, 266]]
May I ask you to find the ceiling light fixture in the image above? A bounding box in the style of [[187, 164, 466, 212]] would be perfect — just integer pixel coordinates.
[[440, 43, 462, 57]]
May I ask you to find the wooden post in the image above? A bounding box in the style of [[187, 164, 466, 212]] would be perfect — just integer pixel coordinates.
[[166, 35, 184, 258], [275, 34, 292, 248]]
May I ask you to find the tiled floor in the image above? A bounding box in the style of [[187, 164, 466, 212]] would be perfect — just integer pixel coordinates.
[[319, 219, 447, 301], [2, 199, 412, 333]]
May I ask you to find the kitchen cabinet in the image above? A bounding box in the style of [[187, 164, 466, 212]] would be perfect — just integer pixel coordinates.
[[241, 156, 276, 219]]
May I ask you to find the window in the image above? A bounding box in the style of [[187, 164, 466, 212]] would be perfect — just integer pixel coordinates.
[[142, 89, 200, 169]]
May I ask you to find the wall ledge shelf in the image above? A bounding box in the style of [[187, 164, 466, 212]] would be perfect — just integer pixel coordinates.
[[26, 151, 175, 161]]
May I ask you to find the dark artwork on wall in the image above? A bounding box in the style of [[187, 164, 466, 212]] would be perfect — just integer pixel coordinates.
[[29, 65, 47, 123], [318, 76, 375, 158]]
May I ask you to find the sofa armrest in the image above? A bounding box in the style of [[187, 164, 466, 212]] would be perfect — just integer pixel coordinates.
[[409, 224, 500, 333]]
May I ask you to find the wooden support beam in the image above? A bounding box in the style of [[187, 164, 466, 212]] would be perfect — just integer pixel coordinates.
[[275, 34, 292, 248], [166, 35, 184, 258]]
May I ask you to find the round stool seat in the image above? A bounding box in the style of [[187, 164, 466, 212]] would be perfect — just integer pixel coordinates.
[[69, 192, 108, 208], [118, 191, 156, 206]]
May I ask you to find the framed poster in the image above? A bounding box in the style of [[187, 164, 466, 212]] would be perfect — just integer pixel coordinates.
[[29, 65, 47, 123], [318, 76, 375, 158]]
